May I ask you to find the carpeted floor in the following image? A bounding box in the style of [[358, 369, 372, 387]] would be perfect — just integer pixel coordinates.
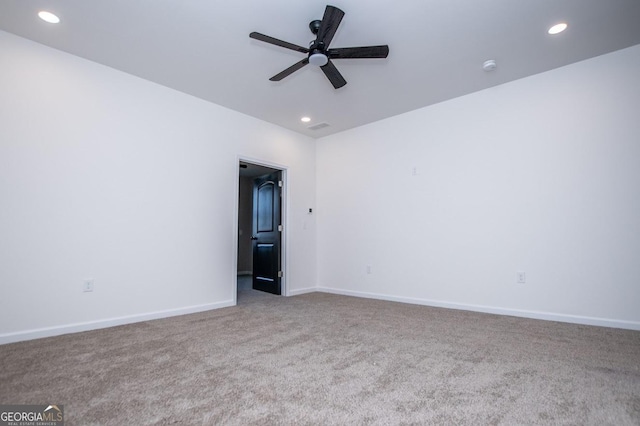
[[1, 290, 639, 425]]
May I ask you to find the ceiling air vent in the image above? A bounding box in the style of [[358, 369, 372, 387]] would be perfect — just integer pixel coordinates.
[[308, 122, 330, 131]]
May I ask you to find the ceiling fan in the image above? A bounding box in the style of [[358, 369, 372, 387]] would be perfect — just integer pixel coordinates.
[[249, 5, 389, 89]]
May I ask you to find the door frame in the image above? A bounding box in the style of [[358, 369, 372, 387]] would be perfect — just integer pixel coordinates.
[[233, 156, 289, 304]]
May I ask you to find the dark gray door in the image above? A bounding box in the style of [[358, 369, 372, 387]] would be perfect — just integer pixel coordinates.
[[252, 171, 282, 295]]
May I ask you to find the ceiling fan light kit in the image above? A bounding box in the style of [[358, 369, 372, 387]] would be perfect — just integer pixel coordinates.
[[309, 52, 329, 66], [249, 5, 389, 89]]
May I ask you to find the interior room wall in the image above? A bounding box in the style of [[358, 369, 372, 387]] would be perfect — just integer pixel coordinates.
[[0, 30, 317, 343], [316, 45, 640, 330]]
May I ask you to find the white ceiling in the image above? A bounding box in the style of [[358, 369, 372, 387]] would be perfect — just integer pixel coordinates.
[[1, 1, 640, 138]]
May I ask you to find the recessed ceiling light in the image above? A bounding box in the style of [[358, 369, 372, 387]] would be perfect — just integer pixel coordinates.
[[301, 117, 311, 123], [548, 23, 567, 35], [38, 11, 60, 24]]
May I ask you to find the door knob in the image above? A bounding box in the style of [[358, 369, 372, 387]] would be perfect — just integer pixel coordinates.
[[251, 236, 258, 240]]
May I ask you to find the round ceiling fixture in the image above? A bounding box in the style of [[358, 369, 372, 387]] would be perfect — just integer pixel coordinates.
[[309, 52, 329, 67], [548, 23, 568, 35], [301, 116, 311, 123], [483, 60, 497, 72], [38, 11, 60, 24]]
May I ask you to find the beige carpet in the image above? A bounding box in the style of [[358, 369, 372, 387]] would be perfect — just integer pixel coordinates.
[[1, 290, 639, 425]]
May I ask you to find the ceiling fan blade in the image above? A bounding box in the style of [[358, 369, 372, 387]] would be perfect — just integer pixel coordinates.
[[269, 58, 310, 81], [328, 45, 389, 59], [250, 32, 309, 53], [320, 59, 347, 89], [315, 5, 345, 47]]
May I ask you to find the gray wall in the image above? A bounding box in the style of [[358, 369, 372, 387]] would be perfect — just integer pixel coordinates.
[[0, 30, 317, 343], [316, 44, 640, 330]]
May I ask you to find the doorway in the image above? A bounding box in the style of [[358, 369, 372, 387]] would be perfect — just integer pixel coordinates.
[[237, 160, 285, 300]]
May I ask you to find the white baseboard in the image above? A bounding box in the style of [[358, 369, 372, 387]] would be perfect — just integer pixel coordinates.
[[288, 287, 317, 296], [0, 300, 235, 345], [316, 286, 640, 331], [4, 287, 638, 345]]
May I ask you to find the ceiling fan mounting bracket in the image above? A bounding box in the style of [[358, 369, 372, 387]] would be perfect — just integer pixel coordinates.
[[309, 19, 322, 35]]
